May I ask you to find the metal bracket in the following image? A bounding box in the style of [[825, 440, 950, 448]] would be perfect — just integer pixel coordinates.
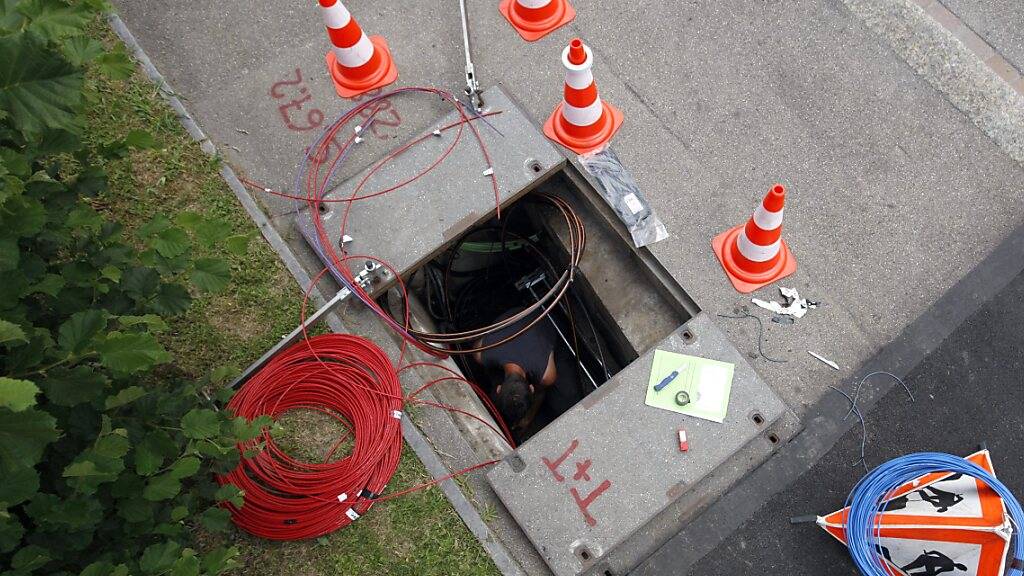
[[229, 261, 386, 389]]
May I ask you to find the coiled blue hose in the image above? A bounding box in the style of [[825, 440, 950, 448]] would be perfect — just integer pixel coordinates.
[[845, 452, 1024, 576]]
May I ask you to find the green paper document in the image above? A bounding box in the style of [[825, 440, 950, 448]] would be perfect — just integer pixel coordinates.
[[644, 350, 735, 423]]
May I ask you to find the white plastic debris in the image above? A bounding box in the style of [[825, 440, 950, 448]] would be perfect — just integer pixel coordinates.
[[808, 351, 840, 371], [751, 287, 817, 319]]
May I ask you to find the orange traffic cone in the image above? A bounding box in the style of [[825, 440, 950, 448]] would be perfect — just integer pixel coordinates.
[[499, 0, 575, 42], [319, 0, 398, 98], [712, 184, 797, 293], [543, 38, 624, 155]]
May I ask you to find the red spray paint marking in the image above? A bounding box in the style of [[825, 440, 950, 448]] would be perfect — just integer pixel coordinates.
[[542, 439, 612, 527], [268, 69, 402, 139]]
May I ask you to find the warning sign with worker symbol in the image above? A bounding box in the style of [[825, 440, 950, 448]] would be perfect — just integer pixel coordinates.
[[817, 450, 1012, 576]]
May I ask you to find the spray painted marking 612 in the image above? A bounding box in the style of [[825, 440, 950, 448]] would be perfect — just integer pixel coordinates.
[[268, 67, 402, 139]]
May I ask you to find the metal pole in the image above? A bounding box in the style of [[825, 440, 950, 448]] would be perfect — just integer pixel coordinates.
[[524, 283, 600, 390], [459, 0, 484, 110]]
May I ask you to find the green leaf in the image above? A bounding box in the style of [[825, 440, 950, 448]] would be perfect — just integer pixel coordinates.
[[191, 258, 231, 293], [168, 456, 200, 479], [170, 505, 188, 521], [181, 408, 219, 440], [214, 483, 244, 508], [58, 309, 107, 354], [224, 234, 252, 256], [138, 214, 171, 237], [150, 283, 192, 316], [0, 237, 18, 272], [0, 319, 27, 345], [28, 273, 64, 296], [139, 540, 181, 574], [0, 377, 39, 412], [11, 543, 51, 572], [18, 0, 90, 41], [135, 430, 177, 476], [119, 314, 169, 333], [100, 264, 122, 283], [122, 266, 159, 297], [62, 459, 100, 477], [192, 218, 232, 247], [39, 365, 107, 407], [103, 385, 146, 410], [0, 466, 38, 507], [124, 129, 157, 149], [96, 332, 171, 374], [0, 32, 83, 137], [94, 432, 130, 459], [94, 50, 134, 80], [0, 408, 58, 471], [200, 507, 232, 533], [62, 35, 103, 66], [174, 211, 202, 229], [142, 473, 181, 501], [210, 365, 239, 385], [151, 227, 189, 258], [0, 515, 25, 553], [170, 550, 200, 576], [200, 546, 241, 575]]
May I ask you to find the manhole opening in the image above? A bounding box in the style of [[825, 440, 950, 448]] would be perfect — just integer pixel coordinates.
[[385, 170, 691, 446]]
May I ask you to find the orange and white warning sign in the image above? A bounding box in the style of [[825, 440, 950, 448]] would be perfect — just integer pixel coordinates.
[[819, 450, 1012, 576]]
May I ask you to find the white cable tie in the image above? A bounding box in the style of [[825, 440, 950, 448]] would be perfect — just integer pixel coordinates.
[[392, 410, 403, 420], [482, 167, 494, 177], [432, 129, 442, 137], [337, 492, 348, 503], [345, 508, 361, 521]]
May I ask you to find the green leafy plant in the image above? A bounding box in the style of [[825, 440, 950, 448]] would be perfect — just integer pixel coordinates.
[[0, 2, 256, 574]]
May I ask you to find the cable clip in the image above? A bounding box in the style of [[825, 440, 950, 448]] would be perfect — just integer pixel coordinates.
[[345, 508, 361, 521], [432, 129, 442, 137], [482, 167, 494, 177], [392, 410, 403, 420], [337, 492, 348, 503], [358, 488, 380, 500]]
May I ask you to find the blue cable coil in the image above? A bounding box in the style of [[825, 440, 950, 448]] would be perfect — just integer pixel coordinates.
[[845, 452, 1024, 576]]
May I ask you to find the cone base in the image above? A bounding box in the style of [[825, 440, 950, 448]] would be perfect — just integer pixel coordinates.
[[712, 225, 797, 293], [325, 36, 398, 99], [543, 101, 624, 155], [499, 0, 575, 42]]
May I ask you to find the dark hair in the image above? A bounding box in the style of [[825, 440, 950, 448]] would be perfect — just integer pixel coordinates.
[[495, 372, 531, 426]]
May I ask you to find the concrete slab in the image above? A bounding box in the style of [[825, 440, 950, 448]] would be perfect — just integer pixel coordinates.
[[487, 313, 787, 576], [293, 87, 565, 285], [939, 0, 1024, 73]]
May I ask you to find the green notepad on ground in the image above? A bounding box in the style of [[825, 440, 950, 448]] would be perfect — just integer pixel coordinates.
[[644, 350, 735, 423]]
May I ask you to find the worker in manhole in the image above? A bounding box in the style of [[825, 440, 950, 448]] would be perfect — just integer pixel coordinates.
[[475, 307, 583, 440]]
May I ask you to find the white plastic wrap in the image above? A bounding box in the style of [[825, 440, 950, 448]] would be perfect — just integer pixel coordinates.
[[578, 147, 668, 248]]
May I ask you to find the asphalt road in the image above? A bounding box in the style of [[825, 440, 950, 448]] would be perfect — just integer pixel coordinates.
[[679, 268, 1024, 575]]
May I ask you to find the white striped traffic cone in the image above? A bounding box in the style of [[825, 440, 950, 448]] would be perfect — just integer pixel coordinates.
[[319, 0, 398, 98], [543, 38, 624, 155], [499, 0, 575, 42], [711, 184, 798, 293]]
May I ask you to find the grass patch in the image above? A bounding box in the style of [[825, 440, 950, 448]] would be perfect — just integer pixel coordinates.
[[88, 20, 499, 576]]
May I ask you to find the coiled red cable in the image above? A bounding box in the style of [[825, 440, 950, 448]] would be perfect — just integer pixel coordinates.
[[220, 334, 404, 540]]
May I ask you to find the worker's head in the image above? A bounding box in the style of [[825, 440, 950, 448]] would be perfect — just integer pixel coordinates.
[[495, 371, 532, 427]]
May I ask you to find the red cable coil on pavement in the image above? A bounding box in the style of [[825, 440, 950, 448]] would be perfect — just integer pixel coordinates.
[[219, 334, 403, 540]]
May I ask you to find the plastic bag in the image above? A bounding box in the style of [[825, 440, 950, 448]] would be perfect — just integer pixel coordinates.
[[577, 147, 668, 248]]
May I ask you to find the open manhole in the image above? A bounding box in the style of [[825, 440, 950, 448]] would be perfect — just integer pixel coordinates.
[[295, 87, 790, 576], [382, 171, 691, 444]]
